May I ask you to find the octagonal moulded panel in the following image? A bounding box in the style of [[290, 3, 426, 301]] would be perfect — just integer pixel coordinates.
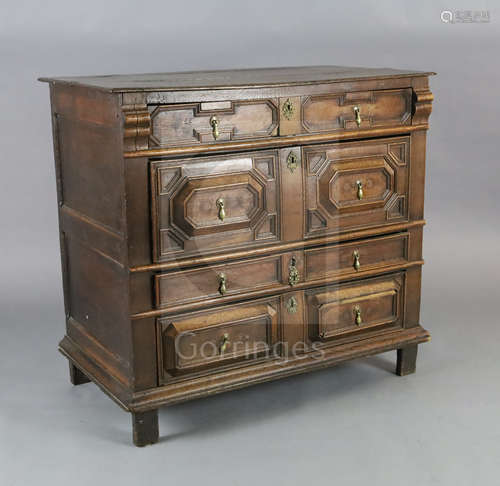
[[325, 157, 395, 213], [151, 151, 281, 262], [173, 172, 265, 237], [303, 137, 410, 238]]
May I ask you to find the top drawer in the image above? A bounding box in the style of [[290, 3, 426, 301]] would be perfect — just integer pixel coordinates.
[[149, 99, 279, 147], [146, 88, 412, 148], [289, 88, 412, 134]]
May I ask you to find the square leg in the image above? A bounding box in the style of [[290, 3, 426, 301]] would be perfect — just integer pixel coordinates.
[[396, 344, 418, 376], [132, 410, 159, 447], [69, 362, 91, 385]]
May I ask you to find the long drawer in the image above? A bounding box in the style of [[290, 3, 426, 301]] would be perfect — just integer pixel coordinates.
[[147, 88, 413, 148], [155, 232, 410, 309]]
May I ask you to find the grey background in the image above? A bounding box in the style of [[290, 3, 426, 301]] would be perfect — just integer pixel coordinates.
[[1, 0, 499, 484]]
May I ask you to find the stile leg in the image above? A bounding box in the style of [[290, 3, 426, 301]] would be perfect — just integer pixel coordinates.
[[396, 344, 418, 376], [69, 362, 91, 385], [132, 410, 159, 447]]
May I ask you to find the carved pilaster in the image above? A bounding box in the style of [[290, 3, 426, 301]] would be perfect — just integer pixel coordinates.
[[412, 88, 434, 125], [122, 104, 151, 151]]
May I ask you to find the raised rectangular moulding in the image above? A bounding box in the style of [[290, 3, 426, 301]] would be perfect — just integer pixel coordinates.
[[306, 272, 405, 343], [157, 297, 280, 380], [149, 99, 279, 147]]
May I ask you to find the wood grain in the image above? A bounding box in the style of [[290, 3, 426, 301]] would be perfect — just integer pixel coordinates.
[[42, 65, 434, 446]]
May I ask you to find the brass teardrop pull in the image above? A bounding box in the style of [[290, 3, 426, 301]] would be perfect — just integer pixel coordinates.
[[210, 116, 219, 140], [354, 306, 362, 326], [218, 273, 227, 295], [353, 250, 360, 271], [353, 106, 361, 127], [219, 333, 229, 353], [356, 180, 363, 200], [216, 198, 225, 221]]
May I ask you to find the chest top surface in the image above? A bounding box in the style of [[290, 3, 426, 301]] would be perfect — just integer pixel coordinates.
[[39, 65, 435, 92]]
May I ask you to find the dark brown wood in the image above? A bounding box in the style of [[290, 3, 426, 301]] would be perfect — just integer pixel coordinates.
[[69, 362, 91, 385], [41, 65, 434, 446], [132, 410, 159, 447], [158, 297, 279, 380], [150, 150, 281, 262], [303, 136, 410, 238], [306, 273, 405, 344], [39, 65, 435, 92], [396, 344, 419, 376]]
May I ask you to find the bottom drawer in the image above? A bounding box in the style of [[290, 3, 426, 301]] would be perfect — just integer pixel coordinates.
[[158, 296, 280, 379], [306, 272, 405, 343]]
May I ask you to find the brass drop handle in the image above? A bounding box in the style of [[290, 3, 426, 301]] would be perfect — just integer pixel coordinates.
[[218, 273, 227, 295], [288, 256, 300, 286], [353, 250, 360, 271], [353, 106, 361, 127], [356, 180, 363, 200], [354, 306, 362, 326], [216, 198, 225, 221], [210, 116, 219, 140], [219, 333, 229, 353]]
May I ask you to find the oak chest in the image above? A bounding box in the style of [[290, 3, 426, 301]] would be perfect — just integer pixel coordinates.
[[40, 66, 434, 446]]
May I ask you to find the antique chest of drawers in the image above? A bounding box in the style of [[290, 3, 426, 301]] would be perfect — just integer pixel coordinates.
[[40, 66, 434, 446]]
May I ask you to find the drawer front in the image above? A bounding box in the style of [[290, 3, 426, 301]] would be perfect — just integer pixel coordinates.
[[158, 297, 279, 378], [150, 100, 279, 147], [151, 150, 281, 262], [302, 89, 412, 133], [306, 273, 404, 342], [279, 88, 412, 136], [156, 253, 294, 308], [305, 233, 408, 281], [303, 136, 410, 237]]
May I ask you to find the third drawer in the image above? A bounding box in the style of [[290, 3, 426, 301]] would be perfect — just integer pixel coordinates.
[[155, 231, 411, 309]]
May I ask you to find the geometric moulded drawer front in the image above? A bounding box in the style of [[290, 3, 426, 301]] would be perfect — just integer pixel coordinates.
[[150, 99, 279, 148], [306, 272, 405, 343], [301, 88, 412, 133], [303, 136, 410, 238], [157, 297, 280, 380], [151, 150, 281, 262]]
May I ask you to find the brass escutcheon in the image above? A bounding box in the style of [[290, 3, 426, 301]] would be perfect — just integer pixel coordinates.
[[282, 98, 295, 120], [286, 296, 298, 314], [287, 151, 299, 173]]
